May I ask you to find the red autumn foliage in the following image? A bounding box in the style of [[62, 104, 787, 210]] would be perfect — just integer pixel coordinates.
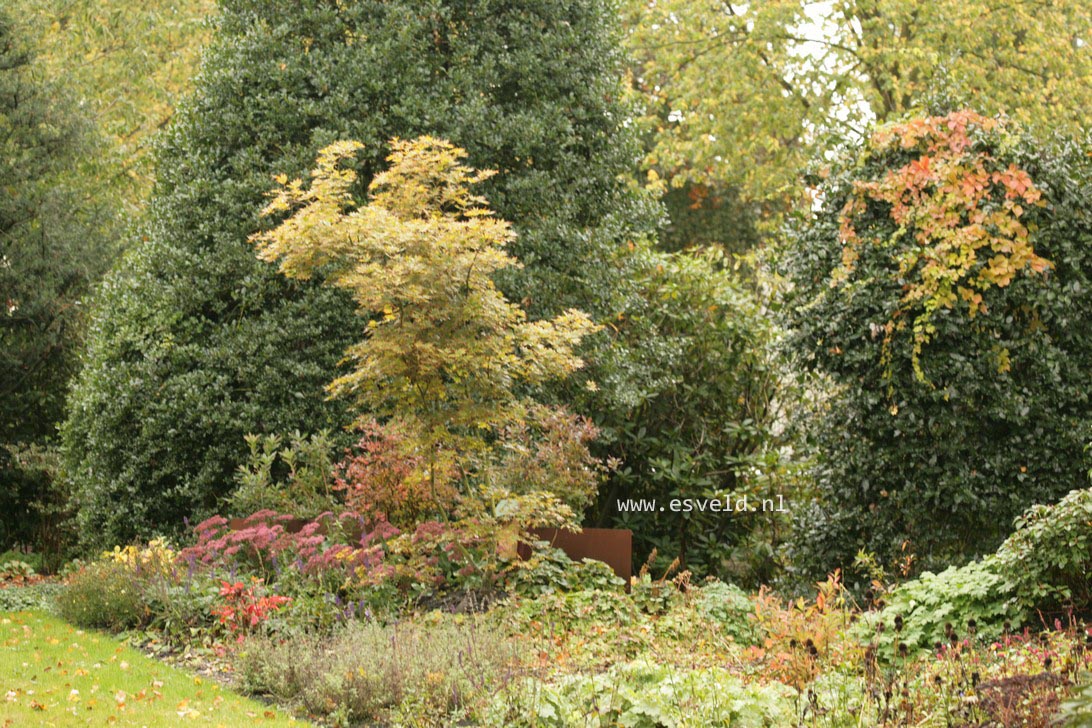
[[333, 420, 459, 528], [210, 578, 291, 639]]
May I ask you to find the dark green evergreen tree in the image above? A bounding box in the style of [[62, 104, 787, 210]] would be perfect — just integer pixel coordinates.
[[0, 10, 115, 552], [63, 0, 658, 547], [781, 114, 1092, 584]]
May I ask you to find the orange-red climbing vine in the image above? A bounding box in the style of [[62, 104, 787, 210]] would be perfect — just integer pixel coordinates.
[[833, 110, 1052, 383]]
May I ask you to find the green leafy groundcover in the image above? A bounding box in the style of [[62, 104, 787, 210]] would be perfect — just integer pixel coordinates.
[[487, 659, 796, 726], [0, 611, 304, 726]]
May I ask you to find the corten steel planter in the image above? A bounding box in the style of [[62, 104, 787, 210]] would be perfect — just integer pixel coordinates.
[[228, 517, 309, 533], [521, 527, 633, 584]]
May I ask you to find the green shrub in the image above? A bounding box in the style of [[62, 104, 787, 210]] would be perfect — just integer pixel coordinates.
[[1, 443, 78, 574], [0, 550, 43, 574], [694, 580, 764, 646], [629, 571, 687, 615], [996, 487, 1092, 612], [269, 591, 349, 637], [0, 582, 64, 612], [578, 245, 782, 581], [1062, 683, 1092, 728], [228, 431, 339, 518], [508, 547, 625, 597], [236, 616, 517, 727], [782, 111, 1092, 579], [0, 9, 117, 556], [139, 573, 221, 645], [0, 560, 35, 580], [512, 588, 639, 636], [859, 556, 1023, 656], [55, 562, 147, 631], [486, 659, 795, 727]]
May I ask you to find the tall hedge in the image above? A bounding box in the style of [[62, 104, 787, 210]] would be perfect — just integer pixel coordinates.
[[63, 0, 657, 548], [781, 111, 1092, 581]]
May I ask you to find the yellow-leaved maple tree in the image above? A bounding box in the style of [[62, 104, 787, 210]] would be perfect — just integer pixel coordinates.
[[252, 136, 599, 498]]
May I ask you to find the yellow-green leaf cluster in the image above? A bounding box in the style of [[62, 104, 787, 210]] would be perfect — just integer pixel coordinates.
[[14, 0, 214, 205]]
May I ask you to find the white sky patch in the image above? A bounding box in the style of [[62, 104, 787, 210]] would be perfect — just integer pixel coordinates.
[[787, 1, 875, 149], [652, 2, 877, 151]]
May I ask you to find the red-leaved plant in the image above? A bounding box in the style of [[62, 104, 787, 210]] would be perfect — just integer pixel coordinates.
[[333, 420, 459, 528], [210, 578, 291, 640]]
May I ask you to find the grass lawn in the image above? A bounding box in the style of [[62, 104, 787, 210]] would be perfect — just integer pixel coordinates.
[[0, 610, 306, 726]]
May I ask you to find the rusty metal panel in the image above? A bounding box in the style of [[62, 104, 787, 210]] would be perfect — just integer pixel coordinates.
[[227, 517, 310, 534], [527, 527, 633, 584]]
